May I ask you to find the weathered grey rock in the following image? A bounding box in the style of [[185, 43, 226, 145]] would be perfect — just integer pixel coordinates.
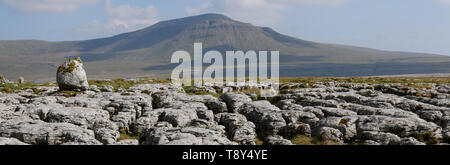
[[263, 135, 293, 145], [45, 107, 119, 144], [317, 107, 357, 117], [357, 89, 381, 97], [443, 127, 450, 144], [334, 92, 394, 109], [60, 142, 103, 145], [56, 57, 89, 91], [154, 92, 205, 109], [279, 123, 312, 138], [0, 117, 100, 145], [105, 94, 153, 131], [314, 116, 358, 140], [341, 103, 418, 118], [92, 119, 120, 144], [188, 119, 217, 128], [134, 114, 160, 134], [188, 85, 217, 94], [128, 83, 183, 94], [436, 84, 450, 94], [114, 139, 139, 145], [84, 90, 96, 95], [155, 121, 174, 128], [29, 96, 58, 104], [255, 112, 286, 135], [281, 110, 319, 126], [398, 137, 426, 145], [215, 113, 256, 145], [55, 96, 106, 109], [238, 101, 286, 136], [205, 101, 228, 114], [356, 115, 442, 139], [112, 112, 136, 131], [298, 106, 325, 119], [101, 85, 114, 92], [154, 91, 230, 117], [33, 87, 59, 96], [88, 85, 100, 92], [295, 96, 339, 108], [363, 140, 381, 145], [417, 111, 443, 123], [0, 94, 21, 105], [318, 127, 343, 143], [393, 98, 445, 115], [238, 100, 281, 114], [0, 104, 17, 122], [133, 108, 198, 134], [2, 78, 450, 146], [221, 92, 252, 113], [196, 109, 214, 121], [13, 103, 62, 120], [222, 87, 233, 93], [145, 127, 236, 145], [147, 132, 200, 145], [0, 137, 29, 145], [46, 107, 110, 129], [277, 99, 302, 110], [357, 131, 401, 145], [158, 108, 198, 127]]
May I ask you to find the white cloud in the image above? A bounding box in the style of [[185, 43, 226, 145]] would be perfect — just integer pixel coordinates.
[[105, 0, 158, 29], [186, 0, 284, 26], [75, 0, 159, 39], [186, 1, 213, 16], [0, 0, 99, 12], [185, 0, 347, 26]]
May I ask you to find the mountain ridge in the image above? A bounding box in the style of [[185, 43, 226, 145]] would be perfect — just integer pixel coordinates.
[[1, 13, 450, 82]]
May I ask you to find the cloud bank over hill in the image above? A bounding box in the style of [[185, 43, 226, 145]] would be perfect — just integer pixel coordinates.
[[0, 0, 100, 13], [75, 0, 159, 39], [185, 0, 348, 26]]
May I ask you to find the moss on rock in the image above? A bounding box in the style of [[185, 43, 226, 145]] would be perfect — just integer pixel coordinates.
[[58, 57, 82, 73]]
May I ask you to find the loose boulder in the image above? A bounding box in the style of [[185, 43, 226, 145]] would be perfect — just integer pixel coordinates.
[[56, 57, 89, 91], [18, 77, 25, 84]]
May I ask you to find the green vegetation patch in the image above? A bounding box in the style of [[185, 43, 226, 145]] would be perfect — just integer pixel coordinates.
[[254, 135, 264, 145], [290, 135, 343, 145], [0, 82, 42, 94], [58, 90, 82, 97], [58, 58, 82, 73], [57, 62, 76, 73], [89, 77, 170, 92], [119, 133, 140, 141], [182, 86, 221, 98]]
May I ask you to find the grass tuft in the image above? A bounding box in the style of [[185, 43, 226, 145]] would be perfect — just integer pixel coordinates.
[[118, 133, 140, 141], [290, 135, 343, 145]]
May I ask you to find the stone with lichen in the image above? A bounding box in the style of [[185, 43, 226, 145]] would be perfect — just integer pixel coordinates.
[[56, 57, 89, 91], [18, 77, 24, 84]]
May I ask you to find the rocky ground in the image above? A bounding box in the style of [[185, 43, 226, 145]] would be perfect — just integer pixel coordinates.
[[1, 80, 450, 145]]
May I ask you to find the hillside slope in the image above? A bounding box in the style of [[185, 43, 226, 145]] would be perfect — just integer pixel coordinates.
[[1, 13, 449, 82]]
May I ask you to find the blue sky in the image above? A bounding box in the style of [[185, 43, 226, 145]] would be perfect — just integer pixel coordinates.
[[0, 0, 449, 55]]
